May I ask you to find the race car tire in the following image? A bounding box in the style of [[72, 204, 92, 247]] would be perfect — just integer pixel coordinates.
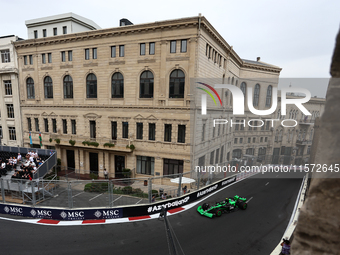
[[238, 201, 247, 210], [202, 203, 210, 211], [215, 209, 222, 217]]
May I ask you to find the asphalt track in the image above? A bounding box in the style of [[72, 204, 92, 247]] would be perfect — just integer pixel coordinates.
[[0, 174, 303, 255]]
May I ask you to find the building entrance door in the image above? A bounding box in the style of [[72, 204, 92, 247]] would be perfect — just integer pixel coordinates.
[[115, 155, 125, 178], [89, 152, 98, 174], [66, 150, 75, 170]]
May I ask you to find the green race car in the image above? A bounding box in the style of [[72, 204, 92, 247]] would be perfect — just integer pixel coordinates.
[[197, 195, 248, 218]]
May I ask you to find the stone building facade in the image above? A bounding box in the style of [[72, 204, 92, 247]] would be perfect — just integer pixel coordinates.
[[0, 35, 23, 147], [16, 15, 320, 178]]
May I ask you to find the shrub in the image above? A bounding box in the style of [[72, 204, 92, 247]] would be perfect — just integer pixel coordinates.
[[82, 141, 90, 146], [126, 144, 135, 151], [69, 140, 76, 146], [89, 141, 99, 147], [103, 143, 115, 148], [122, 186, 133, 194], [49, 138, 52, 143], [89, 172, 98, 180], [54, 138, 60, 144], [84, 182, 112, 193]]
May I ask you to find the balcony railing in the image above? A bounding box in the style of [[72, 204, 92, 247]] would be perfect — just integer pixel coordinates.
[[296, 139, 312, 146]]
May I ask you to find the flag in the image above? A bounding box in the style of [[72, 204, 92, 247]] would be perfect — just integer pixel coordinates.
[[29, 131, 33, 145], [39, 132, 42, 148]]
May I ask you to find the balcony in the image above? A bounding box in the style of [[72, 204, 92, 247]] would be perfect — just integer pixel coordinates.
[[296, 139, 312, 146]]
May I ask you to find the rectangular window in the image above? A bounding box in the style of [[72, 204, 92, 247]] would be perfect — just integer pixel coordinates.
[[68, 51, 72, 61], [122, 122, 128, 138], [163, 159, 183, 176], [170, 40, 176, 53], [140, 43, 146, 55], [24, 56, 27, 65], [260, 137, 263, 142], [210, 151, 215, 165], [85, 49, 90, 60], [1, 49, 10, 63], [53, 27, 57, 36], [202, 123, 205, 141], [92, 48, 97, 59], [4, 80, 12, 95], [63, 26, 67, 34], [42, 53, 46, 64], [266, 121, 270, 130], [43, 29, 47, 37], [136, 123, 143, 139], [119, 45, 124, 57], [61, 51, 66, 62], [34, 30, 38, 39], [136, 156, 154, 175], [253, 137, 256, 143], [90, 121, 96, 138], [29, 55, 33, 65], [27, 118, 32, 132], [35, 118, 39, 132], [220, 146, 224, 163], [111, 121, 117, 140], [44, 118, 49, 132], [62, 119, 67, 134], [265, 137, 268, 142], [48, 53, 52, 63], [180, 39, 187, 52], [6, 104, 14, 118], [70, 119, 75, 135], [213, 126, 215, 138], [253, 121, 258, 130], [111, 46, 116, 58], [52, 119, 57, 133], [215, 148, 220, 164], [164, 124, 172, 142], [8, 127, 16, 140], [248, 137, 251, 143], [149, 123, 155, 141], [240, 138, 243, 143], [149, 42, 155, 55], [234, 138, 238, 144], [178, 125, 186, 143]]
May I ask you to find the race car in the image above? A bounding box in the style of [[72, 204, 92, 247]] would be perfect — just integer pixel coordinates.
[[197, 195, 248, 218]]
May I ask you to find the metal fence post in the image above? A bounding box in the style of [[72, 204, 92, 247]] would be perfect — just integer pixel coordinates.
[[197, 170, 201, 190], [31, 180, 36, 206], [108, 180, 113, 207], [177, 173, 183, 197], [1, 178, 5, 203], [68, 181, 73, 208], [148, 177, 152, 203]]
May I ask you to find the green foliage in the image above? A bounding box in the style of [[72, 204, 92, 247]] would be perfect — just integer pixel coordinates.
[[54, 138, 60, 144], [103, 142, 115, 148], [82, 141, 90, 146], [152, 189, 159, 197], [126, 144, 135, 151], [49, 138, 52, 143], [69, 140, 76, 146], [89, 172, 99, 180], [89, 141, 99, 147], [84, 182, 111, 192], [122, 186, 133, 194], [122, 168, 131, 178]]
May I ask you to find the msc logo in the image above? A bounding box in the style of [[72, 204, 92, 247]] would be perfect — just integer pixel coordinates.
[[197, 83, 311, 116]]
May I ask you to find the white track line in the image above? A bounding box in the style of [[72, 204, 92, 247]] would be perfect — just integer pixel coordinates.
[[73, 192, 85, 197], [89, 193, 103, 201]]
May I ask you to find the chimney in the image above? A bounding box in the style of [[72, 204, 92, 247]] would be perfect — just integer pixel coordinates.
[[257, 57, 261, 61]]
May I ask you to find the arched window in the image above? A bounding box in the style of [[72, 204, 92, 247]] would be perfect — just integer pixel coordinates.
[[111, 72, 124, 98], [169, 69, 185, 98], [26, 77, 35, 99], [86, 73, 97, 98], [253, 84, 260, 107], [265, 85, 272, 107], [258, 147, 266, 161], [64, 75, 73, 99], [231, 77, 234, 85], [140, 71, 154, 98], [232, 149, 242, 159], [44, 76, 53, 99], [240, 82, 246, 97]]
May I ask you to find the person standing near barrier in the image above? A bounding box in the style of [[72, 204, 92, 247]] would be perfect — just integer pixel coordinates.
[[104, 169, 108, 179], [280, 239, 291, 255]]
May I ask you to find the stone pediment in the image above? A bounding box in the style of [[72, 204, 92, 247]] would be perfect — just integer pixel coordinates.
[[147, 115, 158, 121], [134, 114, 144, 120], [83, 113, 102, 119]]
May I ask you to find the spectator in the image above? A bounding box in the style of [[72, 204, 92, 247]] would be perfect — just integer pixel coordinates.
[[161, 193, 167, 200], [152, 195, 156, 203], [183, 185, 187, 194], [280, 239, 291, 255]]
